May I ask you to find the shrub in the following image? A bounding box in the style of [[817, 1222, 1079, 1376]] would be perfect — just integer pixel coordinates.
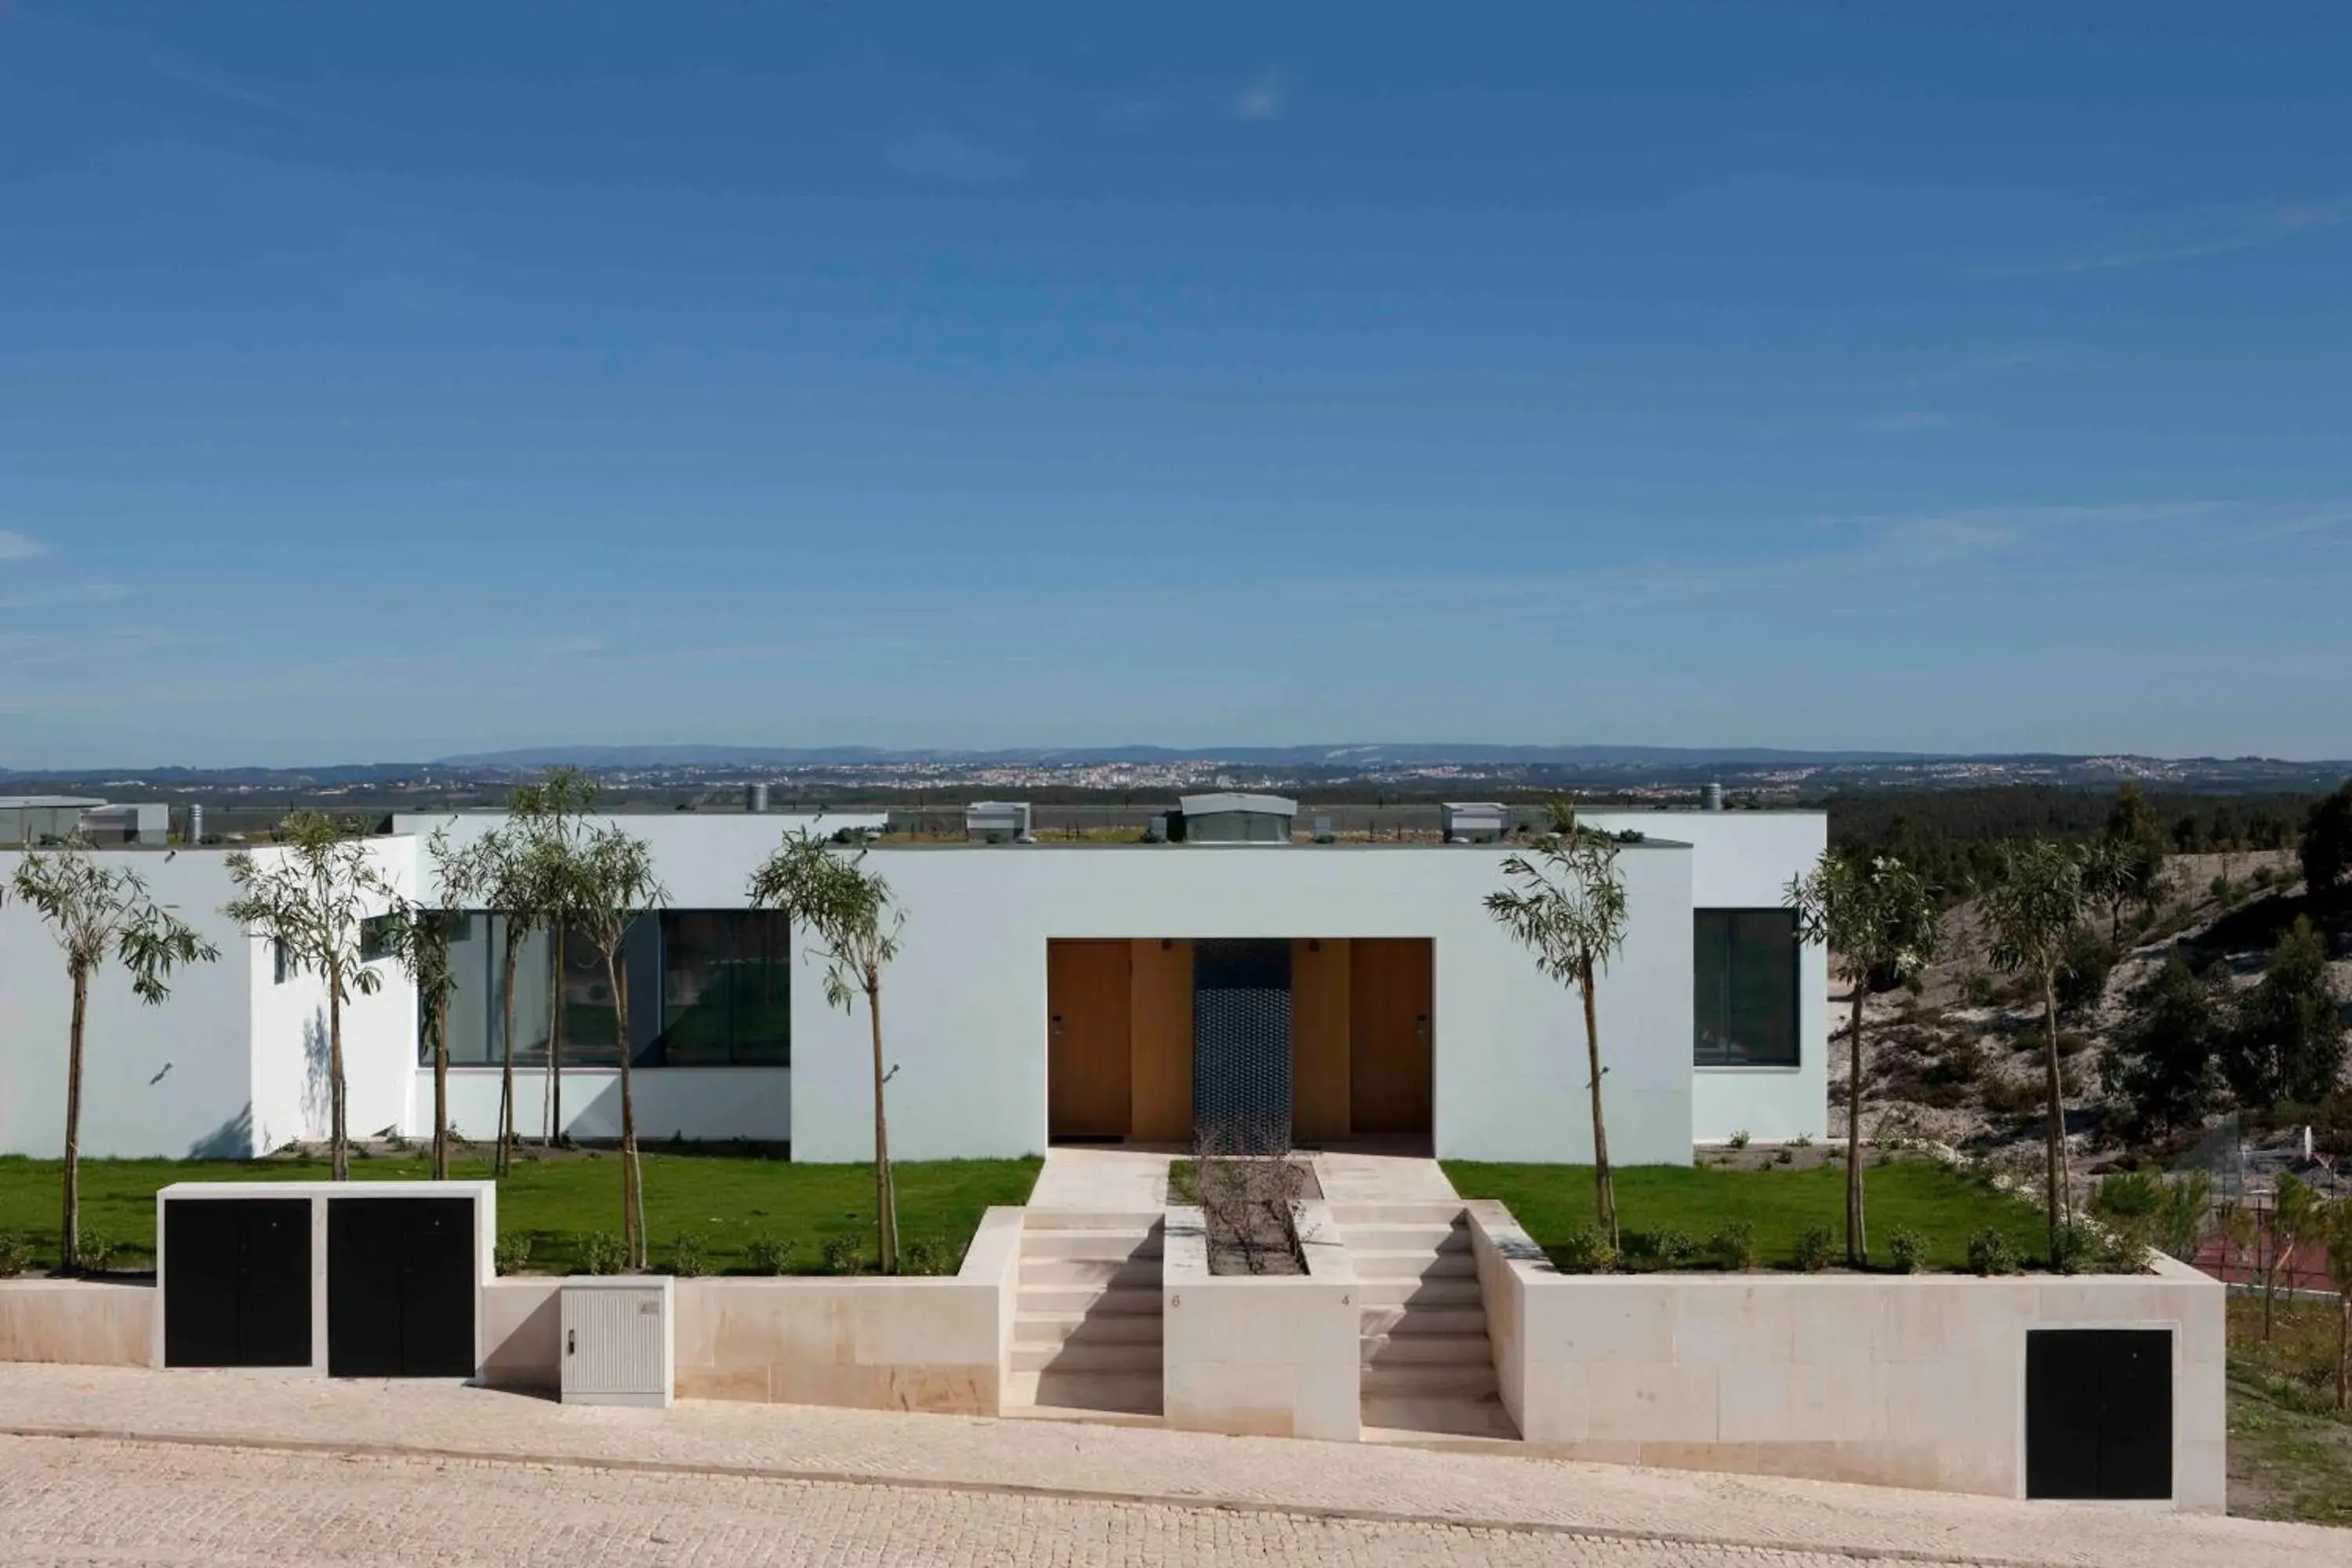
[[1794, 1224, 1835, 1272], [1773, 1148, 1795, 1166], [1554, 1225, 1616, 1273], [1791, 1133, 1813, 1149], [2094, 1229, 2151, 1275], [1980, 1075, 2045, 1120], [669, 1232, 710, 1278], [0, 1233, 31, 1278], [1886, 1228, 1926, 1274], [2053, 1029, 2092, 1058], [2050, 1222, 2096, 1276], [821, 1236, 866, 1276], [1961, 971, 1998, 1009], [745, 1235, 795, 1276], [493, 1236, 532, 1276], [1966, 1229, 2017, 1277], [901, 1236, 956, 1276], [77, 1233, 120, 1273], [578, 1232, 626, 1276], [1726, 1129, 1751, 1150], [1705, 1220, 1757, 1272]]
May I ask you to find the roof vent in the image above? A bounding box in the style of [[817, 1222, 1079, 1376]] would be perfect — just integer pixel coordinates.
[[965, 800, 1033, 844], [1171, 793, 1296, 844], [1701, 782, 1725, 811], [1441, 801, 1506, 844]]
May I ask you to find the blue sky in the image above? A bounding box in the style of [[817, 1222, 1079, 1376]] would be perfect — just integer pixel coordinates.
[[2, 1, 2348, 767]]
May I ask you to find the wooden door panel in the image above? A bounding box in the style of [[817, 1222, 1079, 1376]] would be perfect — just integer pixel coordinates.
[[1048, 940, 1133, 1139], [1348, 938, 1432, 1134]]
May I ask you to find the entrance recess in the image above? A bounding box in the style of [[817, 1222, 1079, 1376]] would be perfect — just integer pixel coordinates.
[[1047, 939, 1134, 1141]]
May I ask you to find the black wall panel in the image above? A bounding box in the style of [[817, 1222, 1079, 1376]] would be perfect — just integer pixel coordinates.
[[2025, 1328, 2173, 1500], [1192, 938, 1292, 1155], [162, 1198, 312, 1368], [327, 1197, 477, 1377]]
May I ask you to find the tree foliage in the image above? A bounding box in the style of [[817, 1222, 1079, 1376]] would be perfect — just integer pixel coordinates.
[[570, 823, 667, 1270], [1486, 800, 1632, 1253], [373, 828, 482, 1180], [2303, 779, 2352, 901], [1979, 838, 2090, 1247], [748, 826, 907, 1272], [2104, 955, 2223, 1142], [223, 811, 395, 1180], [2223, 916, 2345, 1111]]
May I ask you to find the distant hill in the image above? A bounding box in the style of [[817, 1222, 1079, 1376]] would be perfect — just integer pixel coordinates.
[[429, 742, 1937, 769]]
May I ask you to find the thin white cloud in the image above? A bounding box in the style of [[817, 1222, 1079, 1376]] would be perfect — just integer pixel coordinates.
[[1232, 71, 1287, 122], [1859, 411, 1950, 434], [1987, 199, 2350, 278], [885, 129, 1025, 184], [0, 530, 45, 561]]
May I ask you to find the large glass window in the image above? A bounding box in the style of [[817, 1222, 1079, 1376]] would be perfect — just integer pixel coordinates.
[[1694, 910, 1798, 1067], [423, 911, 786, 1068]]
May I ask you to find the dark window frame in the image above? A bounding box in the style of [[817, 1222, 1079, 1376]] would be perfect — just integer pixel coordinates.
[[1693, 907, 1801, 1069]]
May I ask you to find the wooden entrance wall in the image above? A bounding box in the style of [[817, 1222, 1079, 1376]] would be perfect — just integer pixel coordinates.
[[1047, 939, 1134, 1140]]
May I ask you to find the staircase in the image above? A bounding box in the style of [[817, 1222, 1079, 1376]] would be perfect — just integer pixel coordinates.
[[1002, 1210, 1163, 1421], [1336, 1202, 1517, 1440]]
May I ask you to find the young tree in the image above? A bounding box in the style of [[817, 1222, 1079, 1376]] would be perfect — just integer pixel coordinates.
[[2157, 1169, 2216, 1264], [2105, 955, 2223, 1142], [569, 824, 666, 1269], [1980, 838, 2090, 1250], [12, 842, 219, 1269], [510, 769, 596, 1147], [2259, 1172, 2321, 1344], [749, 826, 907, 1272], [2325, 1196, 2352, 1412], [376, 829, 481, 1180], [1788, 851, 1938, 1265], [464, 822, 547, 1174], [2300, 779, 2352, 901], [2224, 916, 2345, 1110], [1486, 800, 1632, 1255], [223, 811, 396, 1180]]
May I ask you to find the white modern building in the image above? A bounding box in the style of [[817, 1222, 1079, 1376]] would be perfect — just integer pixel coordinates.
[[0, 805, 1826, 1163]]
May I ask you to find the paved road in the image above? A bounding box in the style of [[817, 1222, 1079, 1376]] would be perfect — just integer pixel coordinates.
[[0, 1434, 1924, 1567]]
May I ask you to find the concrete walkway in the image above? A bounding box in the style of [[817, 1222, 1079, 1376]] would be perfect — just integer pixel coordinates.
[[0, 1363, 2334, 1567], [1030, 1146, 1177, 1210], [1312, 1149, 1460, 1207]]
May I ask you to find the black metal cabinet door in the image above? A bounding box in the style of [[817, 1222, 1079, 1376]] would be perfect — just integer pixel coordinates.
[[2025, 1329, 2173, 1501], [327, 1198, 476, 1377], [163, 1198, 311, 1368]]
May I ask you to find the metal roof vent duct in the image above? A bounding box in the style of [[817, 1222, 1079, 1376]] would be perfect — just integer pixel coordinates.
[[1441, 801, 1506, 844], [1702, 782, 1726, 811], [965, 800, 1033, 844], [1171, 793, 1297, 844], [745, 781, 771, 815]]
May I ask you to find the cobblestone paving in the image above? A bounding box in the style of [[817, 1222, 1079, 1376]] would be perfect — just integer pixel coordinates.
[[0, 1436, 1935, 1567], [0, 1364, 2339, 1568]]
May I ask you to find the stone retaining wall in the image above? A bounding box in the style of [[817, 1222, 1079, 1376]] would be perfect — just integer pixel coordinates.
[[0, 1280, 154, 1368], [1162, 1200, 1360, 1441]]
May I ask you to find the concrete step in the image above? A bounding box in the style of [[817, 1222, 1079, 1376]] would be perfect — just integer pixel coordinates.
[[1329, 1202, 1470, 1228], [1341, 1224, 1468, 1254], [1348, 1249, 1475, 1281], [1362, 1330, 1492, 1367], [1004, 1369, 1163, 1417], [1010, 1338, 1162, 1374], [1021, 1210, 1166, 1232], [1014, 1311, 1164, 1348], [1360, 1396, 1520, 1441], [1018, 1231, 1164, 1261], [1359, 1305, 1486, 1338], [1361, 1362, 1499, 1399], [1017, 1283, 1162, 1316], [1356, 1276, 1483, 1308], [1019, 1257, 1163, 1288]]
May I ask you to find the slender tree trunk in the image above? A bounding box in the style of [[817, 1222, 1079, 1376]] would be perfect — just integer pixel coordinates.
[[329, 962, 349, 1181], [62, 964, 89, 1272], [1579, 957, 1617, 1257], [431, 985, 452, 1181], [496, 933, 521, 1176], [868, 971, 899, 1274], [546, 927, 566, 1146], [2041, 972, 2066, 1250], [1846, 980, 1868, 1267], [610, 952, 644, 1270], [2337, 1290, 2348, 1413]]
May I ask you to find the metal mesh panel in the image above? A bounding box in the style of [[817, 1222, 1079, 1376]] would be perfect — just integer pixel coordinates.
[[1192, 939, 1293, 1155]]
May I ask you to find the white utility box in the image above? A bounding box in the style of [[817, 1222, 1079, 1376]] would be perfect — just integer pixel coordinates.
[[559, 1276, 674, 1408]]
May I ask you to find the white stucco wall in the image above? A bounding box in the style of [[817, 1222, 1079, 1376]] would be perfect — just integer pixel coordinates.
[[391, 812, 886, 904], [425, 1066, 789, 1145], [787, 841, 1697, 1166], [1583, 812, 1828, 1143], [0, 850, 261, 1159]]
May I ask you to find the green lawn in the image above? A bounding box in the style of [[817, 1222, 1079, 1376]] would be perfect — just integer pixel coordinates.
[[0, 1151, 1040, 1276], [1443, 1157, 2052, 1272]]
